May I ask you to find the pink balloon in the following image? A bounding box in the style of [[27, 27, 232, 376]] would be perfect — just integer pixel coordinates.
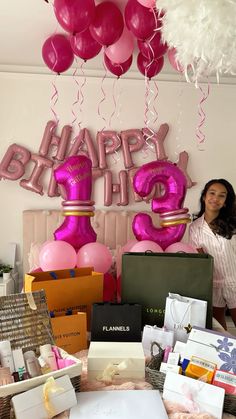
[[0, 144, 31, 180], [165, 242, 198, 253], [89, 2, 124, 47], [137, 53, 164, 78], [137, 0, 155, 7], [77, 242, 112, 273], [125, 0, 161, 40], [138, 32, 168, 60], [122, 239, 138, 253], [105, 26, 134, 64], [70, 29, 102, 61], [167, 48, 184, 73], [42, 34, 74, 73], [20, 154, 52, 195], [97, 131, 121, 169], [54, 0, 95, 34], [120, 129, 145, 169], [39, 240, 77, 271], [131, 240, 163, 252], [53, 155, 97, 251], [104, 53, 133, 77], [132, 160, 188, 250]]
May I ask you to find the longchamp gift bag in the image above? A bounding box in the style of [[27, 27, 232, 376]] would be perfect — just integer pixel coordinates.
[[121, 252, 213, 329]]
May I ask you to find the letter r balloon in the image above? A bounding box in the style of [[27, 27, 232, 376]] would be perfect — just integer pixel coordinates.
[[132, 161, 189, 249]]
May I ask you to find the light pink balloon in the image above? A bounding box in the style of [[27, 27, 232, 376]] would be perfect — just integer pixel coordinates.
[[137, 0, 155, 8], [77, 242, 112, 273], [120, 129, 145, 169], [0, 144, 31, 180], [97, 131, 121, 169], [167, 48, 184, 73], [105, 26, 134, 64], [165, 242, 198, 253], [39, 240, 77, 271], [131, 240, 163, 252], [122, 239, 138, 253], [20, 154, 53, 195]]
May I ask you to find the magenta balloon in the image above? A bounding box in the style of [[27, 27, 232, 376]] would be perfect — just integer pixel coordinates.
[[54, 0, 95, 34], [53, 155, 97, 251], [131, 240, 163, 252], [39, 240, 77, 271], [165, 242, 198, 253], [42, 34, 74, 73], [167, 48, 184, 73], [137, 53, 164, 78], [70, 30, 102, 61], [138, 32, 168, 60], [89, 1, 124, 47], [105, 26, 134, 64], [125, 0, 160, 40], [132, 160, 187, 250], [77, 242, 112, 273], [104, 53, 133, 77]]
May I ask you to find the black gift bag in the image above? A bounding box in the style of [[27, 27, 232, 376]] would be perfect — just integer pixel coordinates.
[[90, 302, 142, 342], [121, 252, 213, 329]]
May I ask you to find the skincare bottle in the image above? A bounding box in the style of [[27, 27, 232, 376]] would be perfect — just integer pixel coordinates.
[[39, 344, 58, 371], [24, 350, 42, 378], [0, 341, 14, 373], [38, 356, 52, 374]]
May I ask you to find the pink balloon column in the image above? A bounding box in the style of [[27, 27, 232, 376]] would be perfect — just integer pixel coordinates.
[[54, 155, 96, 251], [132, 161, 191, 249]]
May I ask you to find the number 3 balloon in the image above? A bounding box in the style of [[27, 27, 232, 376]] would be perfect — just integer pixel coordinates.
[[132, 160, 191, 249]]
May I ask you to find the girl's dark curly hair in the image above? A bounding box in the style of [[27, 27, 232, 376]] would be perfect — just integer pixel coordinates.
[[195, 178, 236, 239]]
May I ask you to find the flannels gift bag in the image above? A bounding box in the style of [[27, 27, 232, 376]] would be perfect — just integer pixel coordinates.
[[164, 293, 207, 343]]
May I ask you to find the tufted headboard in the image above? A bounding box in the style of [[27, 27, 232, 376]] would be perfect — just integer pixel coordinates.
[[23, 209, 156, 274]]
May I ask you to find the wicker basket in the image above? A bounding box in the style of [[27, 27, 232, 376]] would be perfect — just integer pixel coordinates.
[[145, 341, 236, 417], [0, 290, 81, 419]]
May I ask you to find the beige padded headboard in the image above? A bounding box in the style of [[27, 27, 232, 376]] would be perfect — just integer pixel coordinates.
[[23, 209, 156, 274]]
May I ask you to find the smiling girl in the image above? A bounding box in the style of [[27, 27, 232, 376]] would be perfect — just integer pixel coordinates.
[[189, 179, 236, 329]]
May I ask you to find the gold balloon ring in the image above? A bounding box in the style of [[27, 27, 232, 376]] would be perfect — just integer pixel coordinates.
[[160, 218, 191, 227], [62, 211, 94, 217]]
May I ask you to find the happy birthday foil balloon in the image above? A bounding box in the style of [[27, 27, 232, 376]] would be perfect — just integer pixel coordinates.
[[54, 155, 96, 251]]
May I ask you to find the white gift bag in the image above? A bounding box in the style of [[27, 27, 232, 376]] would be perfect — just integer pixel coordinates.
[[142, 325, 174, 357], [164, 293, 207, 343]]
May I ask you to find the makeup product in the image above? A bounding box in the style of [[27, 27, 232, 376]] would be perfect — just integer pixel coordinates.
[[12, 348, 26, 380], [167, 352, 180, 366], [163, 346, 172, 363], [38, 356, 52, 374], [0, 367, 13, 385], [0, 340, 14, 373], [185, 355, 216, 383]]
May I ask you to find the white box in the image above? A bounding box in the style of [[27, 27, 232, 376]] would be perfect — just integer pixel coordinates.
[[70, 390, 168, 419], [184, 326, 236, 372], [12, 375, 77, 419], [163, 372, 225, 419], [87, 342, 145, 380]]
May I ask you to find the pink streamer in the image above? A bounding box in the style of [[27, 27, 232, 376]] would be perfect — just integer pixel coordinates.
[[50, 75, 59, 125], [71, 63, 80, 129], [152, 80, 159, 125], [78, 61, 86, 129], [109, 78, 118, 128], [196, 82, 210, 148], [97, 64, 108, 131]]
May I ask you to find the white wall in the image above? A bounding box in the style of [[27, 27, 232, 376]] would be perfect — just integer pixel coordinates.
[[0, 71, 236, 271]]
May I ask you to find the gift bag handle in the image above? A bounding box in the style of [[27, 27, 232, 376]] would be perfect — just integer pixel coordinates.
[[150, 341, 164, 358]]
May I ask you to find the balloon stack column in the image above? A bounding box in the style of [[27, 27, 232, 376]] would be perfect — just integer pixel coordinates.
[[54, 155, 97, 251]]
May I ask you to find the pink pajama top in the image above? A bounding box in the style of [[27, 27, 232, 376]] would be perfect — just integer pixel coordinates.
[[189, 214, 236, 288]]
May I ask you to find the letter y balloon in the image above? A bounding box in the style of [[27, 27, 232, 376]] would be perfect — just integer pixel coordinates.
[[53, 155, 97, 251]]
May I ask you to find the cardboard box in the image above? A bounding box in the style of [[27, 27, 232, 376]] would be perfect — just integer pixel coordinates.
[[184, 326, 236, 372], [51, 311, 87, 354], [24, 267, 103, 329], [163, 371, 225, 419], [87, 341, 145, 380], [12, 375, 77, 419]]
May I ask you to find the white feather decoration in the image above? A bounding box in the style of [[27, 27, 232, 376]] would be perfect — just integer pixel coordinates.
[[156, 0, 236, 80]]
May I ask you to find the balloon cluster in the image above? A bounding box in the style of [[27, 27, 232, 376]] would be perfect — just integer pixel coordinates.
[[42, 0, 171, 78]]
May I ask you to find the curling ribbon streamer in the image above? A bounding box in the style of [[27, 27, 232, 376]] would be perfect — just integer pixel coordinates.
[[50, 75, 59, 124], [152, 80, 159, 126], [109, 77, 120, 165], [196, 82, 210, 148], [174, 76, 184, 161], [77, 60, 86, 129], [71, 61, 80, 133], [43, 377, 64, 417], [97, 63, 108, 131]]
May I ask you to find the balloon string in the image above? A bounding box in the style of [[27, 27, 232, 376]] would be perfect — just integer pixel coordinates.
[[175, 74, 184, 160], [98, 64, 108, 131], [196, 82, 210, 149], [152, 80, 159, 125], [109, 77, 118, 128], [71, 62, 80, 129], [50, 75, 59, 125], [77, 61, 86, 129]]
